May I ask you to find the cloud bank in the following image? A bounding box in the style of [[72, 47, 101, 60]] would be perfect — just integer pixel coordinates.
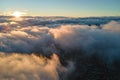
[[0, 16, 120, 80]]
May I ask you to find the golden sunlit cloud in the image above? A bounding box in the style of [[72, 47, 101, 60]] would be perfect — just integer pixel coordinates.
[[11, 11, 26, 18]]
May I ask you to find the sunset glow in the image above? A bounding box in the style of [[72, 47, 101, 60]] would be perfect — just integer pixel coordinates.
[[11, 11, 26, 18]]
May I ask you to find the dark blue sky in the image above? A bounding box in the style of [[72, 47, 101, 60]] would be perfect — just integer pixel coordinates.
[[0, 0, 120, 17]]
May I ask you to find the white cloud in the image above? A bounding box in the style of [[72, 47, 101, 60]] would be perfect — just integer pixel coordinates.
[[103, 21, 120, 32], [0, 53, 74, 80]]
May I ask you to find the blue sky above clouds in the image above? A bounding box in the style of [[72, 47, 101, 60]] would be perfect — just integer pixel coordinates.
[[0, 0, 120, 17]]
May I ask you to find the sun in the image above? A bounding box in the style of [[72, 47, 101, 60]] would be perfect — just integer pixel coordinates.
[[11, 11, 25, 18]]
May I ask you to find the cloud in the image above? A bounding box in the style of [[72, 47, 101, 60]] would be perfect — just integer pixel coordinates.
[[0, 53, 74, 80], [0, 22, 120, 65], [0, 16, 120, 79], [103, 21, 120, 32], [51, 24, 120, 62], [0, 21, 120, 62]]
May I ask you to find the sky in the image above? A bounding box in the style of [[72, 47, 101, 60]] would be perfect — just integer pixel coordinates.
[[0, 0, 120, 17]]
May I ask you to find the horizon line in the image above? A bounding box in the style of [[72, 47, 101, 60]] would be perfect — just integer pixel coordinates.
[[0, 15, 120, 18]]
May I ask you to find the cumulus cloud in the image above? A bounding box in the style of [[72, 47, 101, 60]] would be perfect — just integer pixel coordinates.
[[0, 53, 74, 80], [103, 21, 120, 32], [0, 21, 120, 62], [0, 22, 120, 64]]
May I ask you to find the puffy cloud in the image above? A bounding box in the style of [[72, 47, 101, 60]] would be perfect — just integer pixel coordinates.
[[0, 22, 120, 63], [50, 25, 120, 63], [0, 53, 74, 80], [103, 21, 120, 32]]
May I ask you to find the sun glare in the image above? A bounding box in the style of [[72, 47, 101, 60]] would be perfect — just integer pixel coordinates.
[[11, 11, 26, 18]]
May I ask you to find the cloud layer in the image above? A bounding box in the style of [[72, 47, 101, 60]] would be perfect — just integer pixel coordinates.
[[0, 16, 120, 80]]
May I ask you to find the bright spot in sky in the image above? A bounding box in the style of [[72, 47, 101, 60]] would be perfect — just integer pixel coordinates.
[[11, 11, 26, 18]]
